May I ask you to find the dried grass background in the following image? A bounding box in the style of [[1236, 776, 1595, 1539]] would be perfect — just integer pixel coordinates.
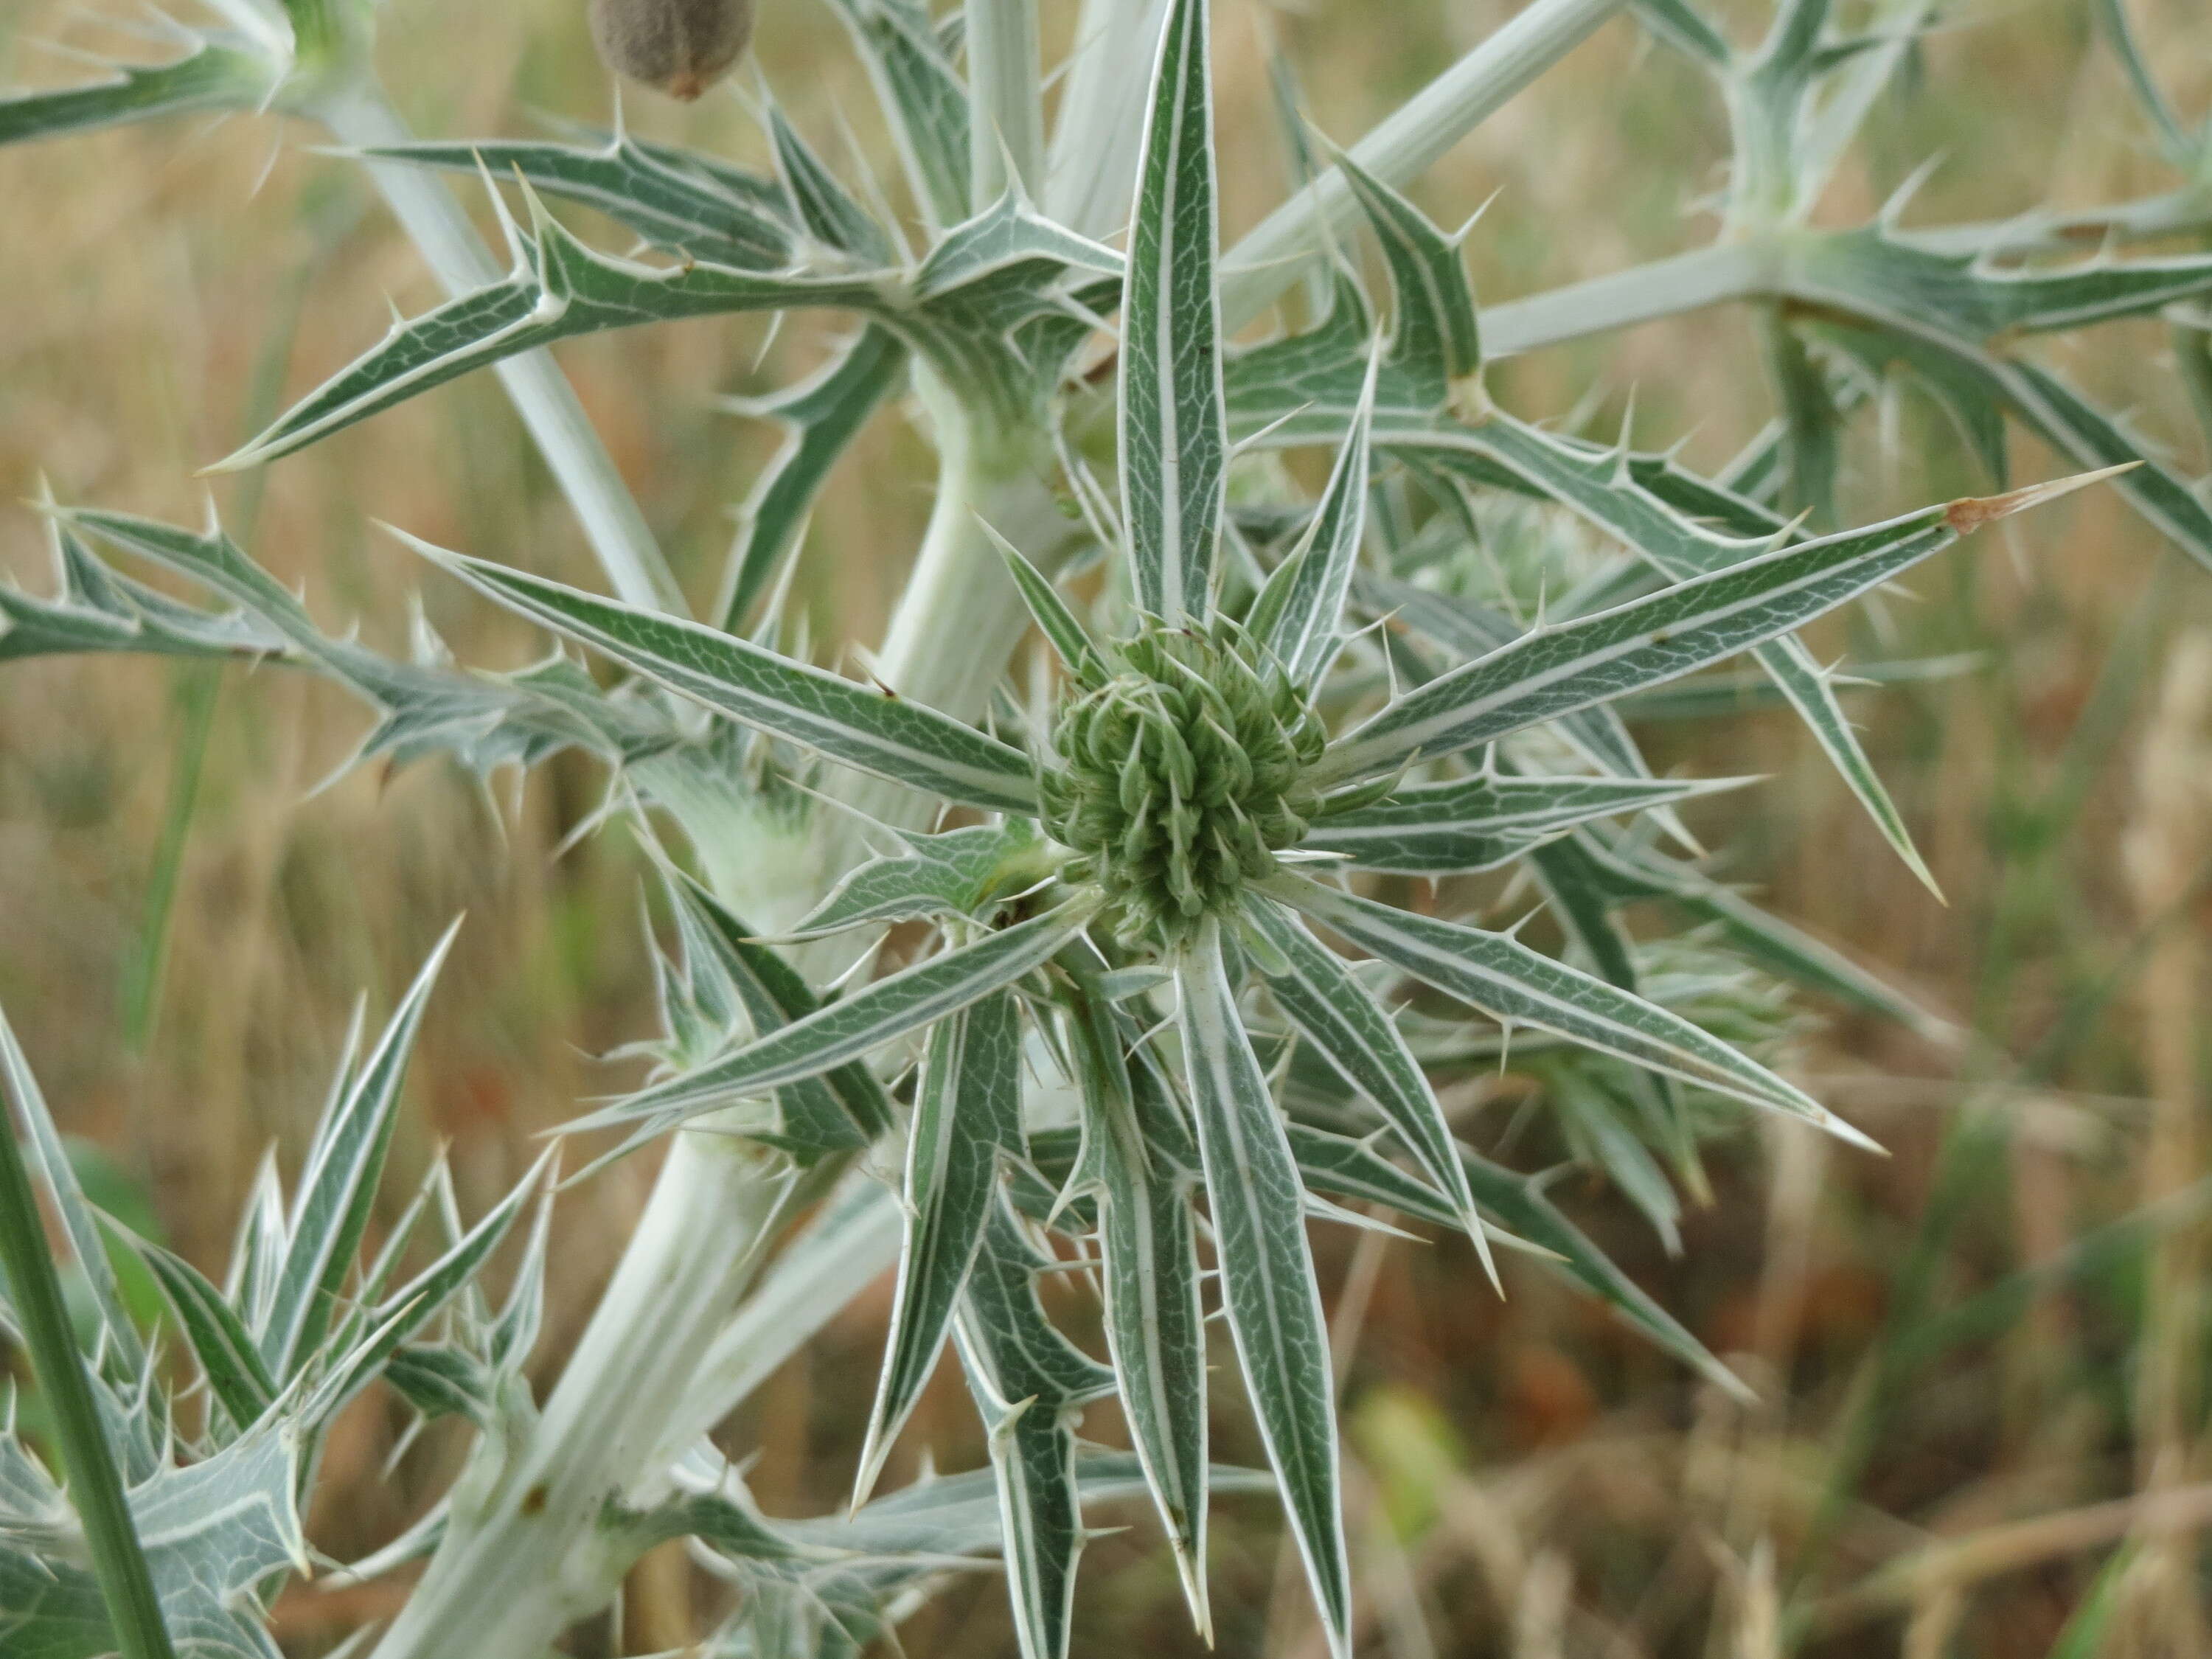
[[4, 0, 2212, 1653]]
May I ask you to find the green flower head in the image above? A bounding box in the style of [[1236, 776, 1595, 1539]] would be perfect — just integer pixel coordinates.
[[1039, 621, 1326, 950]]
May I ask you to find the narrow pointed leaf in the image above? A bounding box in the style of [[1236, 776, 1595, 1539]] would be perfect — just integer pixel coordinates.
[[988, 526, 1104, 680], [416, 541, 1040, 813], [1273, 875, 1871, 1145], [580, 902, 1093, 1135], [0, 1011, 145, 1380], [793, 821, 1044, 939], [665, 869, 892, 1152], [1242, 899, 1491, 1281], [0, 38, 277, 150], [820, 0, 972, 228], [1408, 418, 1943, 886], [1263, 364, 1377, 686], [262, 924, 457, 1380], [1573, 835, 1957, 1043], [954, 1359, 1085, 1659], [1120, 0, 1228, 622], [1320, 483, 2072, 787], [1175, 927, 1352, 1659], [768, 107, 896, 264], [719, 325, 910, 632], [953, 1197, 1116, 1659], [358, 136, 794, 270], [134, 1240, 278, 1432], [223, 218, 883, 468], [1335, 152, 1482, 397], [1360, 573, 1680, 810], [1301, 771, 1747, 874], [855, 993, 1026, 1504], [307, 1152, 551, 1422], [1063, 995, 1210, 1628], [1453, 1150, 1748, 1398]]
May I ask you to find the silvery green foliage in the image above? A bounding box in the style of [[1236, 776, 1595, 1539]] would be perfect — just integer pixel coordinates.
[[0, 936, 543, 1659], [6, 1, 2212, 1657]]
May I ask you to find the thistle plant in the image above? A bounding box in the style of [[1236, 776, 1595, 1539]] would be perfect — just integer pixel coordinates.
[[5, 1, 2212, 1657]]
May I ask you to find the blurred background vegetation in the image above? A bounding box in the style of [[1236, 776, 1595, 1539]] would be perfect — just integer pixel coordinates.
[[3, 0, 2211, 1653]]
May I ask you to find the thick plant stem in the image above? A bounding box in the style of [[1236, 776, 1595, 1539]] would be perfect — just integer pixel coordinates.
[[1047, 0, 1175, 237], [967, 0, 1045, 205], [365, 1139, 811, 1659], [366, 384, 1070, 1659], [315, 83, 689, 619], [1220, 0, 1627, 330], [0, 1021, 176, 1659]]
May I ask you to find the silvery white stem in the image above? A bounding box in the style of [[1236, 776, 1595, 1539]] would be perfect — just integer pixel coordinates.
[[315, 84, 689, 619], [638, 1177, 906, 1486], [967, 0, 1046, 205], [365, 1138, 802, 1659], [1483, 240, 1775, 356], [1219, 0, 1627, 331], [1046, 0, 1175, 238]]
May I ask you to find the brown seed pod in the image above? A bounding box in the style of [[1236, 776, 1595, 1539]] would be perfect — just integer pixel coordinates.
[[588, 0, 756, 102]]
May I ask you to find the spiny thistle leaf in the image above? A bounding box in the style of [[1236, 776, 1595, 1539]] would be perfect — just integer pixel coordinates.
[[1120, 0, 1228, 623], [408, 538, 1042, 814], [219, 211, 886, 470], [818, 0, 972, 229], [854, 992, 1026, 1506], [574, 901, 1094, 1136], [1273, 874, 1871, 1144], [719, 324, 911, 633], [1175, 924, 1352, 1659], [1242, 897, 1495, 1285], [1318, 474, 2122, 788], [1301, 770, 1750, 874], [953, 1196, 1115, 1659], [261, 922, 459, 1380], [1062, 995, 1211, 1630], [664, 867, 892, 1155], [357, 135, 796, 270], [0, 35, 280, 150]]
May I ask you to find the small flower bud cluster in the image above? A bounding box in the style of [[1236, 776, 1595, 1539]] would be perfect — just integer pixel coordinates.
[[1040, 622, 1326, 950]]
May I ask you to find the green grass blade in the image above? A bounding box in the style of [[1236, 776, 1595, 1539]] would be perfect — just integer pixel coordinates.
[[1120, 0, 1228, 623], [0, 1011, 177, 1659], [1175, 925, 1352, 1659]]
